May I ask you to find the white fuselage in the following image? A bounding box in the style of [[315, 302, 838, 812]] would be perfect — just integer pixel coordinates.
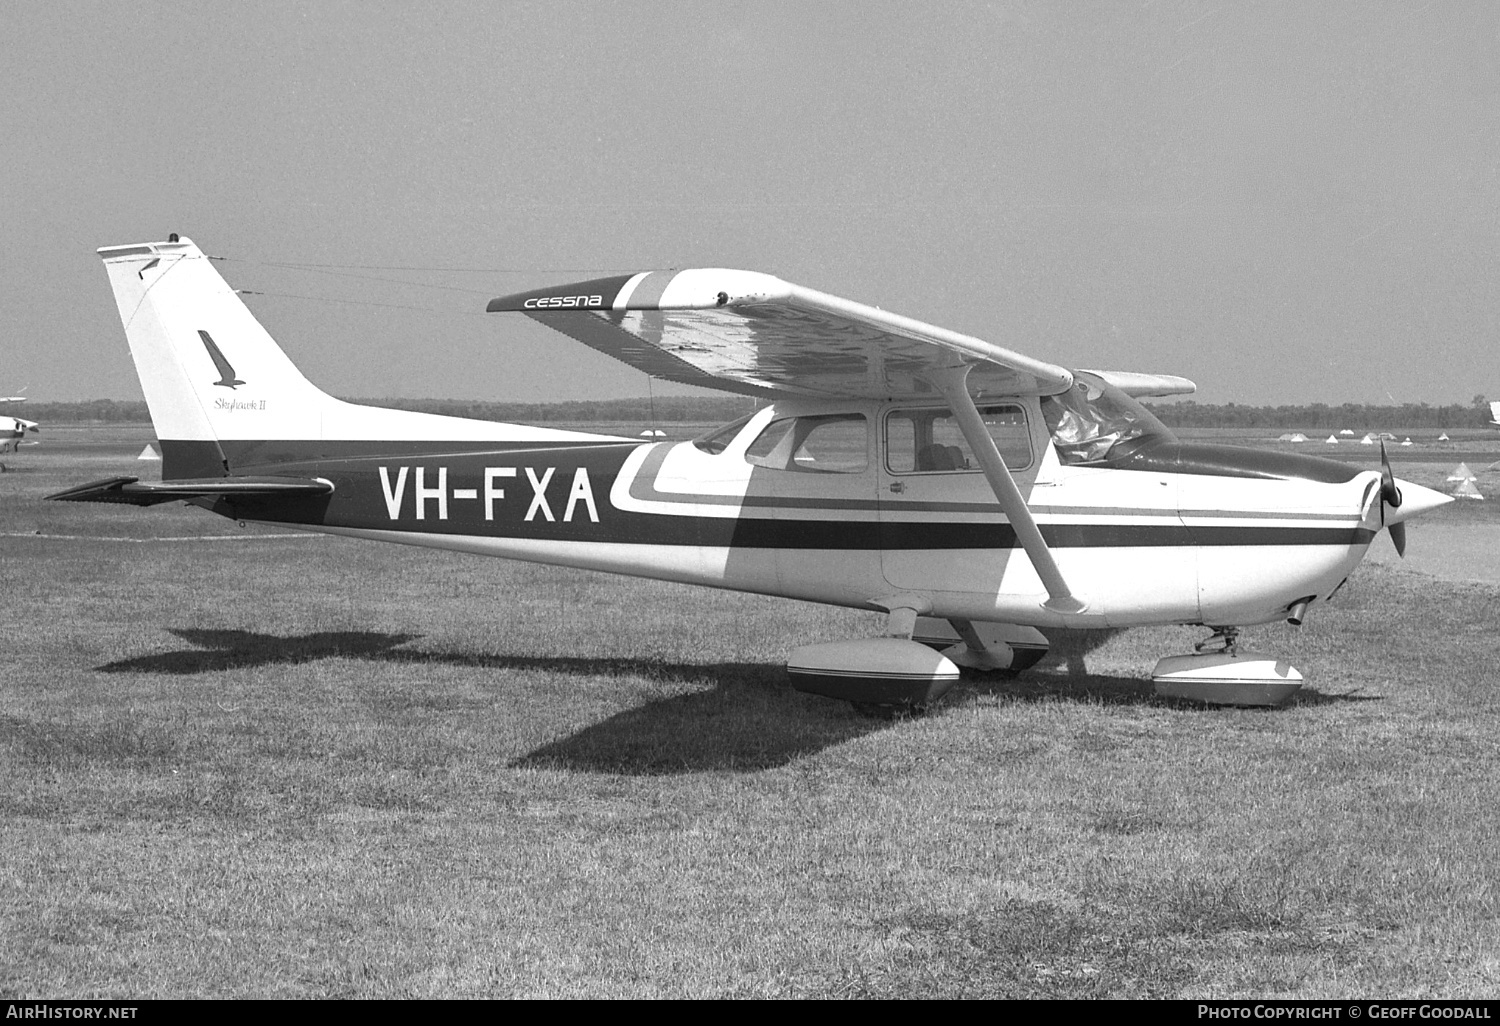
[[290, 397, 1384, 631]]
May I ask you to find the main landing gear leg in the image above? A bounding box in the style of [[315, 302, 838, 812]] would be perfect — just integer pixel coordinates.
[[850, 605, 936, 718]]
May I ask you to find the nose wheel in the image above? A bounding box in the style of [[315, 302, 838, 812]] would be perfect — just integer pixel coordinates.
[[1193, 626, 1241, 656], [1152, 626, 1301, 707]]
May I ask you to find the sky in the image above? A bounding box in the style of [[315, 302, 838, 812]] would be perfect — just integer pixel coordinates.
[[2, 0, 1497, 406]]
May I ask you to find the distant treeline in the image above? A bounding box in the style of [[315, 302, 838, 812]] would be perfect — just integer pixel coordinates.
[[15, 399, 153, 423], [19, 395, 1494, 430], [1142, 400, 1493, 431]]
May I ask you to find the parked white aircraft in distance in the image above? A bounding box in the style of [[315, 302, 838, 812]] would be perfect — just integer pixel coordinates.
[[1, 395, 39, 455], [51, 236, 1451, 710], [1490, 400, 1499, 426]]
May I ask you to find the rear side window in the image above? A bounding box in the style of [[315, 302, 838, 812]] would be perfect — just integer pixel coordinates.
[[744, 413, 868, 473], [886, 405, 1031, 474]]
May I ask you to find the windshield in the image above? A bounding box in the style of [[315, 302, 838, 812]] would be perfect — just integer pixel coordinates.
[[1039, 372, 1176, 465], [692, 413, 757, 455]]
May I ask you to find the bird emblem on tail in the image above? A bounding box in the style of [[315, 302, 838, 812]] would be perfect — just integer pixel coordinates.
[[198, 330, 244, 388]]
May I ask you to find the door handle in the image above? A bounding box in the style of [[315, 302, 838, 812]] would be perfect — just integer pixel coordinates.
[[888, 481, 905, 494]]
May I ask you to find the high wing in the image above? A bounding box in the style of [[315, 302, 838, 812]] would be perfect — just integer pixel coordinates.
[[487, 270, 1078, 400], [489, 267, 1197, 617]]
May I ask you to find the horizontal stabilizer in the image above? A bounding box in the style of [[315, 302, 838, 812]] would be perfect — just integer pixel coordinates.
[[47, 475, 334, 506]]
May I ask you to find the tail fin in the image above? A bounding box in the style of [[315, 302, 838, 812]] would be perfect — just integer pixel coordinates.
[[100, 237, 340, 477], [99, 237, 623, 480]]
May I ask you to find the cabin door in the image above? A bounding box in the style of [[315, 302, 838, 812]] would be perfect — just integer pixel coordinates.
[[876, 400, 1041, 594]]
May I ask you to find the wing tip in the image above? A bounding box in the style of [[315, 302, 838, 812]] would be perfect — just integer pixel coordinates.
[[1082, 370, 1197, 398]]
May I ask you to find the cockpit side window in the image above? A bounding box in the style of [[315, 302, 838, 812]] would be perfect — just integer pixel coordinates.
[[744, 413, 869, 473], [886, 404, 1032, 474], [1040, 372, 1176, 465]]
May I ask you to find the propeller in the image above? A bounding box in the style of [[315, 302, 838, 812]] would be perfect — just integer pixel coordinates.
[[1379, 440, 1406, 557]]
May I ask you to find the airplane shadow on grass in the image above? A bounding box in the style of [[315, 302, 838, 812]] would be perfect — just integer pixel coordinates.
[[99, 628, 787, 689], [97, 628, 425, 674], [96, 628, 884, 771], [95, 628, 1378, 773]]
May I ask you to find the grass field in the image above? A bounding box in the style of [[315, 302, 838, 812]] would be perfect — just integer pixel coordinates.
[[2, 426, 1498, 998]]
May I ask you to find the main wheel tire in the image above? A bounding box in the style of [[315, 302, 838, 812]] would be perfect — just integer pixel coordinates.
[[850, 701, 926, 720]]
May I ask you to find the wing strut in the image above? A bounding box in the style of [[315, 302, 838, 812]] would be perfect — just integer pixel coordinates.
[[926, 364, 1086, 615]]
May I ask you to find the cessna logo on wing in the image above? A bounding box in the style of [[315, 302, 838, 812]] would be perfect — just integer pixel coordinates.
[[522, 295, 604, 309]]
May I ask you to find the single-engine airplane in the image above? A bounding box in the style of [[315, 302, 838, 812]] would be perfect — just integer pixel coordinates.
[[52, 236, 1451, 709], [1, 395, 39, 455]]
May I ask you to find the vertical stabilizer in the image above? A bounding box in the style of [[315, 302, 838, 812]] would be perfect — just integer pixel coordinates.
[[99, 238, 333, 476], [97, 236, 633, 480]]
